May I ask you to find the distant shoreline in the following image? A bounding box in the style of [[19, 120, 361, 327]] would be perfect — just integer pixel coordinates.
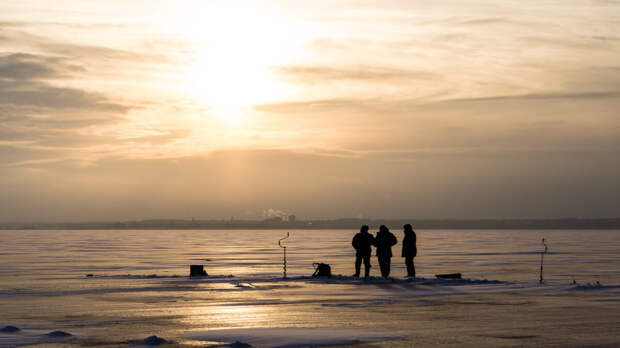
[[1, 218, 620, 230]]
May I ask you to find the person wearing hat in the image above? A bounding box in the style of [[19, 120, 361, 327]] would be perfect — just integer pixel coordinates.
[[374, 225, 397, 278], [352, 225, 374, 278]]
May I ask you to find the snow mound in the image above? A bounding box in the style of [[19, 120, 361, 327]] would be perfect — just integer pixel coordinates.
[[0, 326, 20, 333], [187, 327, 403, 348], [142, 335, 168, 345], [45, 330, 72, 338], [0, 328, 77, 347]]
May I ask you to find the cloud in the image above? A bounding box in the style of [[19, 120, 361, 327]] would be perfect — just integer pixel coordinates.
[[0, 53, 130, 157], [0, 81, 129, 112], [0, 53, 64, 79], [253, 98, 375, 114], [275, 65, 439, 84], [252, 89, 620, 160], [0, 23, 175, 63], [520, 36, 610, 50], [0, 20, 134, 30], [119, 129, 191, 145], [457, 17, 507, 26], [0, 144, 71, 167], [0, 53, 127, 110], [437, 91, 620, 104], [254, 88, 620, 115], [0, 52, 134, 166]]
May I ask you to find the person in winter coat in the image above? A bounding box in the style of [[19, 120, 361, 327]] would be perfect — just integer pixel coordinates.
[[374, 225, 397, 278], [352, 225, 375, 278], [401, 224, 417, 277]]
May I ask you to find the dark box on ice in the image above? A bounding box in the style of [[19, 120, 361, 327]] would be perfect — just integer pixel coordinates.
[[189, 265, 208, 277]]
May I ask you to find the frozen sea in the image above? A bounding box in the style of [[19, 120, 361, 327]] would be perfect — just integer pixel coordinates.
[[1, 229, 620, 347]]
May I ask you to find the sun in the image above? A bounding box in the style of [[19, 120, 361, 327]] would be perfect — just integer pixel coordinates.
[[172, 2, 299, 113]]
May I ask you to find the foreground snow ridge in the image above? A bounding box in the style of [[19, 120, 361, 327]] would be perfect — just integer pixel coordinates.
[[187, 327, 404, 348]]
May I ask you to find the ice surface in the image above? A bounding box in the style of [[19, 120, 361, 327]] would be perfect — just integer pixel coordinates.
[[1, 229, 620, 347], [187, 327, 404, 348]]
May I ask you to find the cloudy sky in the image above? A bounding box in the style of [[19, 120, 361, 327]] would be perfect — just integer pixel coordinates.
[[1, 0, 619, 221]]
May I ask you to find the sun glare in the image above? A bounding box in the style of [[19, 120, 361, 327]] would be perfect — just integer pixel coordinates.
[[210, 105, 249, 127], [172, 2, 299, 114]]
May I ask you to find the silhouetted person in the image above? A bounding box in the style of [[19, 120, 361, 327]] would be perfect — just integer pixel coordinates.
[[352, 225, 374, 278], [401, 224, 417, 277], [374, 225, 397, 278]]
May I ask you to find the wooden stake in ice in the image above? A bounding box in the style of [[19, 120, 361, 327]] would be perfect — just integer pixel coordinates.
[[539, 238, 548, 284], [278, 232, 290, 279]]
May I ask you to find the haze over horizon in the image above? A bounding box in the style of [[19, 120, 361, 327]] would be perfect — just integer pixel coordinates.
[[1, 1, 619, 222]]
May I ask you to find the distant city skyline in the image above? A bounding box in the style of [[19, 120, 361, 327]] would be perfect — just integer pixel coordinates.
[[1, 1, 619, 221], [3, 217, 620, 231]]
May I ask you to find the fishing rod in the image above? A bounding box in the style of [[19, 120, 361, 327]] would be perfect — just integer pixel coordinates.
[[539, 238, 548, 284], [278, 232, 290, 279]]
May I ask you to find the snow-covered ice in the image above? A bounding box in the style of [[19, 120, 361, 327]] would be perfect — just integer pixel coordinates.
[[187, 327, 404, 347], [1, 229, 620, 347]]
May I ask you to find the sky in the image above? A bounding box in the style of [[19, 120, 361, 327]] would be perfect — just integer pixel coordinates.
[[0, 0, 619, 221]]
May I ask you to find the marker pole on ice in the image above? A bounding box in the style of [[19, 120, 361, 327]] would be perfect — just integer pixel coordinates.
[[539, 238, 548, 284], [278, 232, 290, 279]]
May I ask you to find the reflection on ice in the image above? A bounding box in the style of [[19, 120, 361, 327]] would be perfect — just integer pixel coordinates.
[[182, 304, 273, 327]]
